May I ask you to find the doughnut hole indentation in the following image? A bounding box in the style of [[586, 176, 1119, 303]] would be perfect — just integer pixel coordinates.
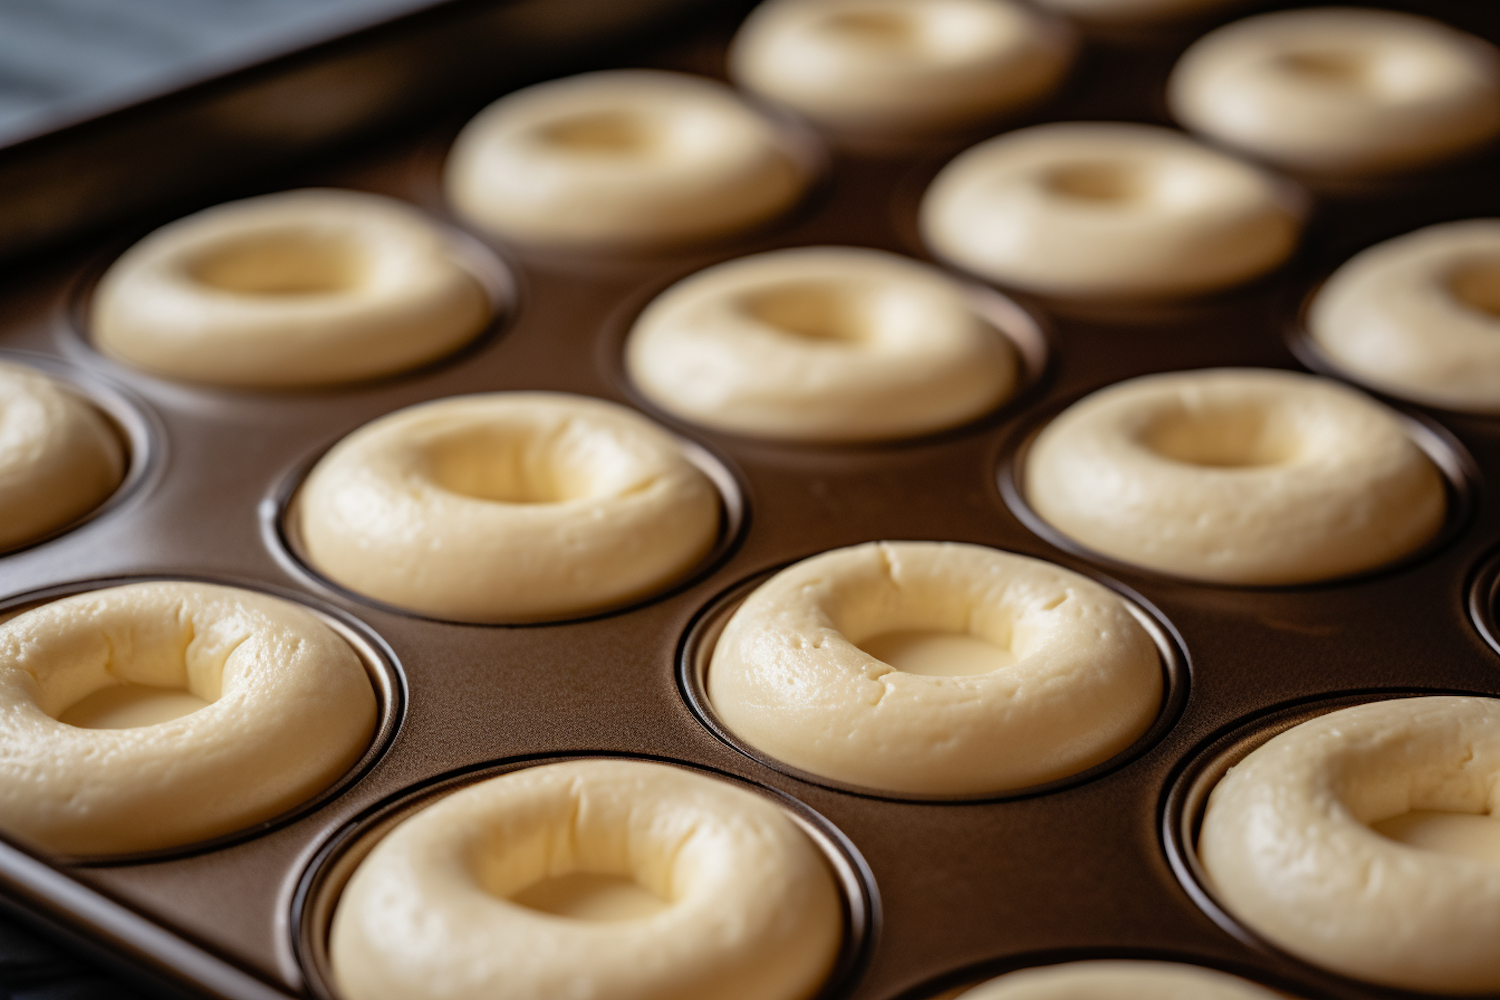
[[1370, 810, 1500, 865], [857, 630, 1014, 676], [1277, 49, 1375, 90], [536, 112, 657, 156], [186, 231, 367, 296], [1042, 160, 1150, 203], [1446, 256, 1500, 319], [820, 10, 915, 47], [1139, 403, 1301, 468], [740, 283, 874, 344], [419, 427, 607, 504]]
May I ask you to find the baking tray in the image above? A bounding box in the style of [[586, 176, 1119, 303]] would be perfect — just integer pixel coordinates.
[[3, 1, 1500, 998]]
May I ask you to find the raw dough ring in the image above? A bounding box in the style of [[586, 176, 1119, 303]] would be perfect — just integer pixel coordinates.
[[0, 360, 125, 550], [446, 70, 811, 250], [1308, 219, 1500, 413], [0, 581, 377, 856], [960, 960, 1286, 999], [329, 758, 844, 1000], [707, 541, 1163, 795], [92, 189, 494, 387], [920, 122, 1302, 300], [1022, 368, 1447, 585], [296, 392, 721, 623], [729, 0, 1075, 147], [1169, 8, 1500, 178], [1199, 696, 1500, 994], [625, 246, 1019, 442]]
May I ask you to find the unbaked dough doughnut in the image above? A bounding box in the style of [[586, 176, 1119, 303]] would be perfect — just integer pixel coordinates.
[[92, 189, 493, 388], [329, 758, 843, 1000], [920, 122, 1302, 300], [1308, 220, 1500, 413], [625, 246, 1018, 441], [1169, 8, 1500, 178], [959, 960, 1286, 999], [296, 392, 720, 623], [1199, 696, 1500, 993], [0, 581, 377, 856], [1023, 368, 1446, 584], [0, 361, 125, 551], [708, 541, 1162, 795], [446, 70, 811, 250], [729, 0, 1075, 147]]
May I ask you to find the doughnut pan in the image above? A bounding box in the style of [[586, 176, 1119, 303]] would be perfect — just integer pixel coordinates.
[[3, 2, 1500, 999]]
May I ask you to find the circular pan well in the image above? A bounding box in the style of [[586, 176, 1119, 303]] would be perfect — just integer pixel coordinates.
[[604, 268, 1052, 449], [1468, 545, 1500, 661], [1160, 689, 1500, 998], [678, 559, 1188, 802], [0, 350, 159, 557], [289, 753, 876, 1000], [0, 575, 404, 866], [262, 427, 748, 627], [998, 382, 1480, 589]]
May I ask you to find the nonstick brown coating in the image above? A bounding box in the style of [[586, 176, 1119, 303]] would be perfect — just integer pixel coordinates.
[[3, 4, 1500, 1000]]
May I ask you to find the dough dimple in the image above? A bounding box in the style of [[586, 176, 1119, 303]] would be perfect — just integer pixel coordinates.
[[1199, 696, 1500, 994], [329, 759, 844, 1000], [707, 540, 1163, 795], [0, 581, 377, 856]]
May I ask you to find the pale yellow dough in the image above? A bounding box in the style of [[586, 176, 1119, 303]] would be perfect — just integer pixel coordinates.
[[0, 361, 124, 550], [329, 759, 843, 1000], [1199, 696, 1500, 994], [0, 581, 377, 856], [1169, 8, 1500, 177], [708, 541, 1162, 795], [920, 122, 1301, 300], [625, 247, 1018, 442], [1023, 368, 1446, 584], [1309, 220, 1500, 413], [960, 960, 1286, 999], [446, 70, 810, 250], [92, 189, 492, 387], [730, 0, 1075, 146], [297, 392, 720, 623]]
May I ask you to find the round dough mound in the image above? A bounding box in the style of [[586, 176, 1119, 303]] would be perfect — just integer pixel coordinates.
[[626, 246, 1018, 442], [960, 960, 1285, 999], [1023, 368, 1446, 585], [297, 392, 721, 623], [729, 0, 1075, 146], [920, 122, 1301, 300], [446, 70, 810, 250], [92, 189, 493, 387], [329, 759, 844, 1000], [0, 361, 125, 550], [1169, 8, 1500, 178], [1309, 219, 1500, 413], [1199, 696, 1500, 993], [708, 541, 1162, 795], [0, 581, 377, 856]]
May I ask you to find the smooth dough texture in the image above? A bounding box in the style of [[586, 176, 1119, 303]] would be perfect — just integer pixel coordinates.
[[730, 0, 1075, 146], [1169, 8, 1500, 177], [1199, 696, 1500, 994], [1023, 368, 1446, 584], [708, 541, 1162, 795], [297, 392, 721, 623], [330, 759, 843, 1000], [920, 122, 1301, 300], [625, 246, 1018, 442], [0, 581, 377, 856], [92, 189, 493, 387], [446, 70, 811, 250], [960, 960, 1286, 999], [0, 361, 125, 550], [1309, 219, 1500, 413]]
